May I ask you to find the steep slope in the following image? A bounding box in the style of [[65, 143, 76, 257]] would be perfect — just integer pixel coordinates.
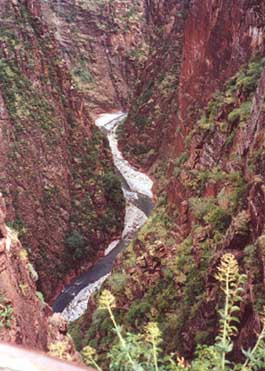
[[43, 0, 147, 114], [119, 0, 190, 169], [0, 192, 79, 362], [0, 0, 125, 301], [70, 0, 265, 366], [119, 0, 265, 170], [0, 192, 47, 348]]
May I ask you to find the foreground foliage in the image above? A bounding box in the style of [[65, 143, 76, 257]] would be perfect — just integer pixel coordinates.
[[82, 254, 265, 370]]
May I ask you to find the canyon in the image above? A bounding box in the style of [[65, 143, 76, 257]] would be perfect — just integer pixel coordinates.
[[53, 112, 153, 322], [0, 0, 265, 370]]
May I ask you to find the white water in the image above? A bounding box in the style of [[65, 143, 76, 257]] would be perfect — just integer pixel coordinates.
[[61, 112, 153, 321], [96, 112, 152, 242], [95, 112, 153, 198], [61, 274, 110, 321]]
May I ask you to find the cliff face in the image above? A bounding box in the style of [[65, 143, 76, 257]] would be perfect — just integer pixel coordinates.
[[0, 193, 47, 348], [168, 0, 265, 222], [118, 0, 190, 169], [177, 0, 265, 138], [119, 0, 265, 169], [43, 0, 147, 114], [73, 0, 265, 365], [2, 0, 265, 366], [0, 0, 125, 301], [0, 192, 79, 361]]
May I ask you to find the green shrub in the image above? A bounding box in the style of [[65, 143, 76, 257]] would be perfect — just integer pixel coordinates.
[[36, 291, 45, 309], [204, 205, 231, 231], [228, 108, 240, 123], [189, 197, 231, 231], [102, 172, 123, 199], [189, 197, 215, 221], [228, 101, 252, 124], [109, 273, 128, 294], [72, 66, 94, 83], [7, 218, 27, 239], [81, 254, 265, 371], [65, 231, 85, 249], [65, 231, 87, 260], [0, 293, 13, 329]]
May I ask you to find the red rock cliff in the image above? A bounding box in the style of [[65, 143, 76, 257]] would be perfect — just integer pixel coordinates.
[[0, 192, 80, 361], [42, 0, 147, 114], [0, 0, 125, 301], [77, 0, 265, 364]]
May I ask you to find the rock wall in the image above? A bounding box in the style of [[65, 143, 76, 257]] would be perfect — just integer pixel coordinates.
[[0, 0, 125, 301], [177, 0, 265, 139], [74, 0, 265, 365], [0, 192, 47, 348], [119, 0, 265, 169], [2, 0, 265, 365], [43, 0, 147, 114], [118, 0, 190, 169], [168, 0, 265, 220], [0, 192, 80, 360]]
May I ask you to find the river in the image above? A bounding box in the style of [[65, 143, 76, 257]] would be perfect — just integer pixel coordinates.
[[52, 112, 153, 321]]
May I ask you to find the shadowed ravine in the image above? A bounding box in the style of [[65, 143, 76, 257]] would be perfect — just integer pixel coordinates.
[[53, 112, 153, 321]]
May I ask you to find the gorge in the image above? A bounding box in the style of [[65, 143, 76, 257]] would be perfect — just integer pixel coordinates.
[[53, 111, 153, 321], [0, 0, 265, 370]]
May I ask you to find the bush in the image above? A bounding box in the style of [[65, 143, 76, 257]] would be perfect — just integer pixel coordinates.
[[109, 273, 128, 294], [102, 172, 122, 197], [65, 231, 87, 260], [228, 101, 252, 124], [0, 293, 13, 329], [7, 218, 27, 239], [189, 197, 215, 220], [228, 108, 240, 123], [189, 197, 231, 231], [72, 66, 94, 83], [81, 255, 265, 371], [204, 205, 231, 231]]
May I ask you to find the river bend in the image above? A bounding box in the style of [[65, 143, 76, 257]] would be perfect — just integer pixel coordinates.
[[53, 112, 153, 321]]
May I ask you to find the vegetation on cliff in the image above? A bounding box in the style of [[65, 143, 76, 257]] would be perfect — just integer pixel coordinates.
[[117, 0, 190, 168], [81, 254, 265, 370], [0, 0, 125, 299], [1, 0, 265, 368], [70, 52, 265, 368], [48, 0, 147, 112]]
